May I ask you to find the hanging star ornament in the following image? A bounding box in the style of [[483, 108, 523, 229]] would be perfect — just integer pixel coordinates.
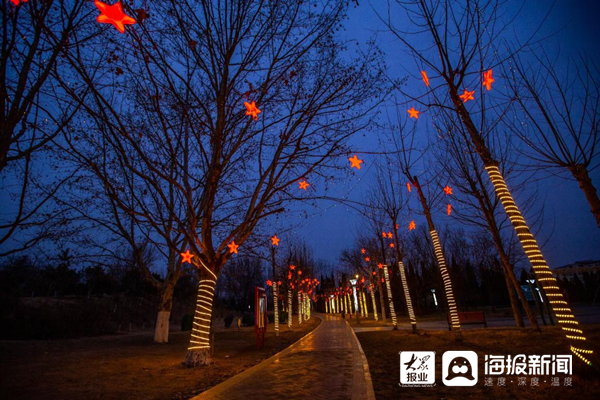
[[365, 257, 370, 262], [180, 249, 194, 264], [483, 69, 495, 91], [390, 243, 395, 248], [298, 180, 309, 190], [361, 248, 366, 254], [407, 107, 420, 119], [244, 100, 261, 121], [409, 220, 416, 231], [10, 0, 28, 5], [443, 185, 453, 195], [407, 182, 412, 192], [95, 1, 136, 34], [290, 265, 296, 270], [377, 263, 383, 269], [447, 204, 452, 216], [228, 240, 239, 254], [420, 70, 430, 87], [387, 232, 393, 239], [459, 89, 475, 103], [271, 235, 280, 246], [348, 154, 363, 170]]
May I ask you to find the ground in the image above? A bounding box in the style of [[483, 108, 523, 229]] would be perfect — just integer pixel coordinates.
[[356, 323, 600, 399], [0, 316, 319, 400]]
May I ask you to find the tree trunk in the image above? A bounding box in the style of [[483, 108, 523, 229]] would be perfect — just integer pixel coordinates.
[[383, 266, 398, 329], [154, 281, 176, 343], [369, 285, 378, 320], [378, 285, 387, 323], [503, 269, 524, 327], [183, 277, 216, 367], [569, 164, 600, 228]]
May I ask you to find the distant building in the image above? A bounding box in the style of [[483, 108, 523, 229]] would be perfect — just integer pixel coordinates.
[[552, 260, 600, 282]]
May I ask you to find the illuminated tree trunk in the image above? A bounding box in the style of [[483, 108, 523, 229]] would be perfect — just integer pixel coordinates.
[[569, 164, 600, 228], [383, 266, 398, 329], [369, 284, 378, 320], [298, 292, 302, 324], [398, 261, 417, 333], [273, 282, 279, 336], [362, 291, 368, 317], [288, 289, 292, 328], [412, 177, 461, 333], [378, 284, 387, 323], [183, 276, 216, 367], [485, 165, 593, 364]]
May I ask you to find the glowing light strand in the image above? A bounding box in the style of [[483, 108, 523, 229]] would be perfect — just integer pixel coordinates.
[[430, 230, 461, 331], [369, 284, 378, 321], [398, 261, 417, 327], [288, 289, 292, 327], [485, 165, 593, 365], [188, 279, 216, 351], [362, 291, 368, 317], [273, 282, 279, 334], [383, 266, 398, 327], [298, 292, 302, 325]]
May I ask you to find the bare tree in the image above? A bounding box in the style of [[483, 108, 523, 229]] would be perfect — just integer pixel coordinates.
[[63, 0, 383, 366], [381, 0, 594, 364], [0, 0, 95, 252], [508, 52, 600, 227]]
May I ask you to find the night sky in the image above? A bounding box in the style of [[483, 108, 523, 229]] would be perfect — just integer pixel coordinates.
[[294, 0, 600, 269]]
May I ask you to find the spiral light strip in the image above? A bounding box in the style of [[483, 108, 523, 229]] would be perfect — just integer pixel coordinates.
[[383, 265, 398, 327], [398, 261, 417, 328], [369, 284, 378, 320], [429, 230, 461, 331]]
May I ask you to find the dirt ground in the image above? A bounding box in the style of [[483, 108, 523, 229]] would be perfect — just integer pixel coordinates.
[[0, 316, 320, 400], [357, 323, 600, 399]]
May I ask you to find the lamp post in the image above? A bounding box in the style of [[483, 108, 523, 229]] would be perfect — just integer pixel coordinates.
[[350, 275, 360, 324]]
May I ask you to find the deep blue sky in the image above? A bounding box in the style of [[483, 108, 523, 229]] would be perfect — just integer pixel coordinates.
[[294, 0, 600, 269]]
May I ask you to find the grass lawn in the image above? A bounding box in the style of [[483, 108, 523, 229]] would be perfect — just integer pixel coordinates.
[[0, 316, 319, 400], [357, 324, 600, 399]]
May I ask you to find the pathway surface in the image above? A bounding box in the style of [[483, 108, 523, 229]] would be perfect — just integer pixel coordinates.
[[192, 314, 374, 400]]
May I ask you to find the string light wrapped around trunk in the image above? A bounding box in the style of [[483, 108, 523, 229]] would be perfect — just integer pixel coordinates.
[[273, 282, 279, 336], [429, 230, 461, 331], [288, 289, 292, 328], [187, 277, 216, 352], [486, 165, 593, 365], [369, 284, 378, 320], [298, 292, 302, 325], [383, 266, 398, 328], [397, 261, 417, 330], [362, 291, 368, 317]]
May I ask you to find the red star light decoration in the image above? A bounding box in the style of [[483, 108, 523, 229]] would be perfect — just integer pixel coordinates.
[[10, 0, 27, 5], [459, 89, 475, 103], [365, 257, 370, 262], [348, 154, 363, 170], [409, 220, 416, 231], [387, 232, 393, 239], [244, 101, 261, 121], [95, 1, 136, 34], [298, 180, 309, 190], [447, 204, 452, 216], [420, 70, 430, 87], [290, 265, 296, 270], [443, 185, 453, 195], [228, 240, 239, 254], [180, 249, 194, 264], [390, 243, 395, 248], [407, 107, 420, 119], [483, 69, 495, 91], [266, 280, 273, 286], [298, 270, 302, 275], [381, 232, 386, 238], [361, 248, 366, 254], [271, 235, 280, 246], [407, 182, 412, 192]]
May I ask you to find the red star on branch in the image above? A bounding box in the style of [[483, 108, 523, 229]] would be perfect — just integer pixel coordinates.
[[365, 257, 370, 262], [228, 240, 239, 254], [10, 0, 28, 5], [483, 69, 494, 91], [387, 232, 393, 239], [381, 231, 386, 238], [361, 248, 366, 254], [266, 280, 272, 287], [244, 101, 261, 121], [407, 107, 420, 119], [407, 182, 412, 192], [409, 221, 416, 231], [447, 204, 452, 215], [180, 249, 194, 264], [271, 235, 280, 246], [420, 70, 430, 87], [390, 243, 395, 248], [298, 180, 309, 190], [348, 154, 363, 170], [459, 89, 475, 103], [443, 185, 453, 195], [298, 270, 302, 275], [95, 1, 136, 34], [290, 265, 296, 270], [377, 263, 383, 269]]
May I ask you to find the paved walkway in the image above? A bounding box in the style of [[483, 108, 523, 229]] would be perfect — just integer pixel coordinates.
[[192, 314, 375, 400]]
